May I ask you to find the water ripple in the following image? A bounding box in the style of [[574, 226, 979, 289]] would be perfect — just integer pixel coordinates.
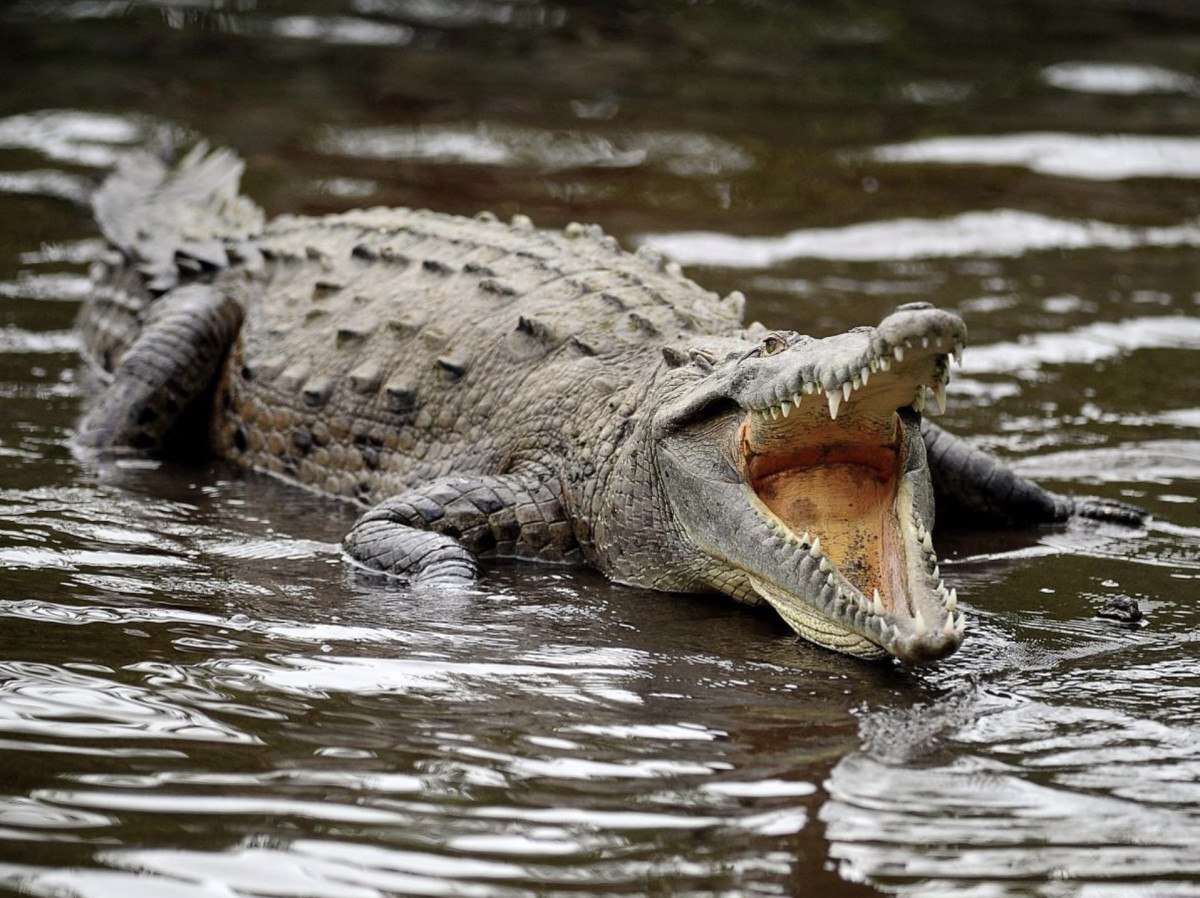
[[38, 790, 408, 825], [1010, 440, 1200, 485], [0, 326, 79, 354], [0, 545, 190, 571], [107, 845, 534, 897], [0, 662, 257, 744], [961, 315, 1200, 375], [269, 15, 415, 46], [0, 864, 225, 898], [1041, 62, 1200, 96], [823, 680, 1200, 895], [0, 170, 91, 203], [0, 796, 112, 832], [870, 133, 1200, 181], [314, 122, 753, 177], [352, 0, 567, 30], [203, 654, 647, 705], [0, 109, 148, 168], [641, 210, 1200, 267]]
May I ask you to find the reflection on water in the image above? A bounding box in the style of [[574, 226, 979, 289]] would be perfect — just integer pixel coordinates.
[[824, 676, 1200, 895], [0, 110, 146, 168], [269, 15, 415, 45], [1041, 61, 1200, 96], [962, 315, 1200, 374], [315, 123, 754, 176], [642, 210, 1200, 266], [0, 0, 1197, 895], [0, 661, 258, 744], [870, 133, 1200, 181]]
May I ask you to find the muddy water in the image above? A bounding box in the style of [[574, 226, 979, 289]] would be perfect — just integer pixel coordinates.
[[0, 2, 1198, 895]]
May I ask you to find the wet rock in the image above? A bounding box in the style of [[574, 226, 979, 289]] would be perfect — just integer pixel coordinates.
[[1095, 596, 1143, 625]]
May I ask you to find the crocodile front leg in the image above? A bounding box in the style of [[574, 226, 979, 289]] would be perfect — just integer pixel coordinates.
[[76, 283, 242, 455], [343, 474, 581, 586], [922, 421, 1145, 527]]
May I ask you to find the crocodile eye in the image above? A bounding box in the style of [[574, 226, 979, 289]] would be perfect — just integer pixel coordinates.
[[761, 333, 788, 356]]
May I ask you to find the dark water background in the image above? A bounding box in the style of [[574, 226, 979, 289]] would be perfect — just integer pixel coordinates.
[[1, 2, 1199, 895]]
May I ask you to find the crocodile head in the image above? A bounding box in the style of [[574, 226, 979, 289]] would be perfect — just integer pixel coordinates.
[[648, 302, 967, 663]]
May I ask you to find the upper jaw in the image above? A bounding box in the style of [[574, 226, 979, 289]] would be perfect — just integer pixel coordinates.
[[743, 304, 966, 426]]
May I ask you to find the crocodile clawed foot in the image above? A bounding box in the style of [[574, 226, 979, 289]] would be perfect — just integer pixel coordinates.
[[1068, 496, 1149, 528], [343, 520, 481, 587]]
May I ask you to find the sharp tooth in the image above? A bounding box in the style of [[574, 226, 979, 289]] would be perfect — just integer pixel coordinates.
[[932, 565, 940, 582], [913, 608, 929, 637], [792, 392, 803, 407], [935, 337, 944, 349], [905, 339, 914, 349], [852, 375, 861, 390], [916, 522, 926, 541], [860, 366, 870, 385], [943, 613, 956, 639], [826, 573, 836, 588], [819, 557, 832, 573], [809, 537, 821, 558], [933, 382, 947, 414], [946, 588, 957, 612], [780, 400, 792, 417], [801, 530, 810, 546], [893, 345, 904, 362], [803, 381, 816, 395], [912, 387, 926, 412], [869, 358, 879, 373], [922, 531, 934, 555], [878, 356, 891, 371], [872, 589, 885, 617], [953, 342, 964, 366], [771, 406, 781, 420], [922, 386, 939, 416], [842, 381, 852, 402], [827, 390, 841, 419], [954, 614, 966, 637], [922, 336, 929, 349]]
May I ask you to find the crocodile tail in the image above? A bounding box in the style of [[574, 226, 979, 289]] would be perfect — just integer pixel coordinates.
[[92, 142, 265, 292]]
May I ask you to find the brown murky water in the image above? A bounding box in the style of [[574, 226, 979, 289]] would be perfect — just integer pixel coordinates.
[[1, 2, 1199, 895]]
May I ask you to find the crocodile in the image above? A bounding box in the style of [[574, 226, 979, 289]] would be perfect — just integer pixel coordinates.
[[75, 145, 1143, 663]]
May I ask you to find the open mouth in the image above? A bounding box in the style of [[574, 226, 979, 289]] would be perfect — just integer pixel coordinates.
[[739, 321, 966, 662]]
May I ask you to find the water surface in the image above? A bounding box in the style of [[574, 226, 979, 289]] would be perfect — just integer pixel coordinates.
[[0, 2, 1198, 895]]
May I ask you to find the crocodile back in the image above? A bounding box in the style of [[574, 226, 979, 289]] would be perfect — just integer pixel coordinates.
[[210, 207, 746, 507]]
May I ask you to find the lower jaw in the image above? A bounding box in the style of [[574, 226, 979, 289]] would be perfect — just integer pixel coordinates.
[[748, 574, 888, 659]]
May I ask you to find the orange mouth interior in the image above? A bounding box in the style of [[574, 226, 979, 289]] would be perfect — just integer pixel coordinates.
[[744, 418, 907, 615]]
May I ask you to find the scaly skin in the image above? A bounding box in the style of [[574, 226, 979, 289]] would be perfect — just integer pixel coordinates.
[[76, 146, 1145, 664]]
